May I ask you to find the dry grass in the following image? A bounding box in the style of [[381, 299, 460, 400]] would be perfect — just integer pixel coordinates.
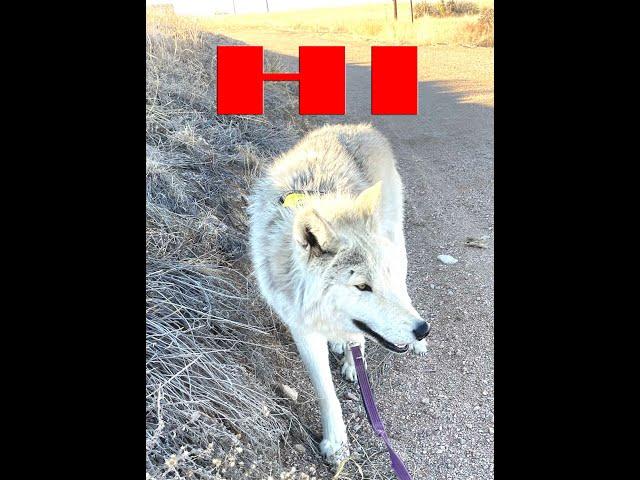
[[146, 8, 322, 479], [197, 1, 493, 47], [413, 0, 479, 18]]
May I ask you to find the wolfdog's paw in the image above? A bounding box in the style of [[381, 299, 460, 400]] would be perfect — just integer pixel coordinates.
[[409, 339, 429, 356], [341, 362, 357, 383], [329, 341, 345, 355], [320, 437, 350, 466]]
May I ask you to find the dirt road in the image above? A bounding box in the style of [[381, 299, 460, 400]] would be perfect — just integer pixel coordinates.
[[221, 28, 494, 480]]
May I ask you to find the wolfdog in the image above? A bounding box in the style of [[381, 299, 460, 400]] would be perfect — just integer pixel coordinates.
[[248, 124, 430, 464]]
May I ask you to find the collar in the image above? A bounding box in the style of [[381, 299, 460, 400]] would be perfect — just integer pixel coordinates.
[[278, 190, 325, 208]]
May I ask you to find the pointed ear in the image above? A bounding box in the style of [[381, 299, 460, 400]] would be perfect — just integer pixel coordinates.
[[355, 181, 383, 217], [292, 208, 337, 257]]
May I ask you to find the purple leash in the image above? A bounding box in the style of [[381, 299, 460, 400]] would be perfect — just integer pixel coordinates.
[[350, 344, 413, 480]]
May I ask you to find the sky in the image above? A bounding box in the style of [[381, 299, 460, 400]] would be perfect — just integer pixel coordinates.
[[147, 0, 404, 15]]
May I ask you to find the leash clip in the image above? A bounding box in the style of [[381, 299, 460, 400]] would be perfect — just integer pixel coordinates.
[[347, 341, 362, 359]]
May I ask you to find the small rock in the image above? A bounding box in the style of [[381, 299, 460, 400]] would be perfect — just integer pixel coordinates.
[[437, 254, 458, 265], [294, 444, 305, 454], [464, 237, 488, 249], [281, 384, 298, 402], [489, 427, 494, 434]]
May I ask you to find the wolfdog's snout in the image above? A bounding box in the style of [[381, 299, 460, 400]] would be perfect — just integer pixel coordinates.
[[413, 321, 431, 340]]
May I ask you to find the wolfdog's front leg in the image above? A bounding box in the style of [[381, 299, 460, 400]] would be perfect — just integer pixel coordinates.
[[291, 329, 349, 465]]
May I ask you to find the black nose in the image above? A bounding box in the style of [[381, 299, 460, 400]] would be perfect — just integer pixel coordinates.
[[413, 322, 431, 340]]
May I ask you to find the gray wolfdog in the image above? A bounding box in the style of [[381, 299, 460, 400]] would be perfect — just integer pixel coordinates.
[[248, 124, 430, 464]]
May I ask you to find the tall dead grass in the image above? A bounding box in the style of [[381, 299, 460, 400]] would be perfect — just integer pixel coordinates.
[[146, 8, 316, 479]]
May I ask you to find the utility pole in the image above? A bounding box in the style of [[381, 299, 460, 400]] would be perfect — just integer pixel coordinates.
[[265, 0, 269, 13], [392, 0, 398, 20], [232, 0, 236, 15], [410, 0, 414, 23]]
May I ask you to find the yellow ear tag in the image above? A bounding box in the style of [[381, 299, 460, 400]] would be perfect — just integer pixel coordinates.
[[282, 192, 307, 209]]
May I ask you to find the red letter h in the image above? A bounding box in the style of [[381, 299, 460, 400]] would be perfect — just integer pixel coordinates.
[[217, 46, 345, 115]]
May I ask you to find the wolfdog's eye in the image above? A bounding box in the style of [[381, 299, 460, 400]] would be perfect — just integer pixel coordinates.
[[355, 283, 372, 292]]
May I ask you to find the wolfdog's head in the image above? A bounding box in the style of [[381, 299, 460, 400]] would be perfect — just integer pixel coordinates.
[[292, 182, 430, 353]]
